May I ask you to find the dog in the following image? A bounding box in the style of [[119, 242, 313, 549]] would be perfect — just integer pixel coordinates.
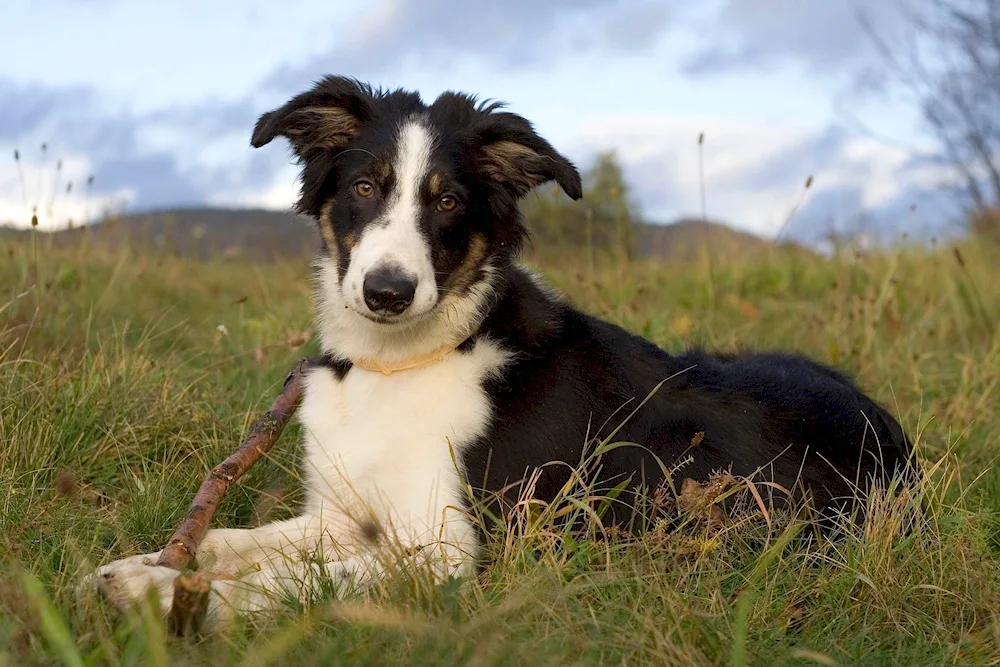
[[90, 76, 914, 628]]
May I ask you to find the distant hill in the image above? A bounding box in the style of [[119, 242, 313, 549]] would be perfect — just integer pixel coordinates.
[[1, 208, 320, 262], [634, 217, 800, 263], [1, 207, 809, 263]]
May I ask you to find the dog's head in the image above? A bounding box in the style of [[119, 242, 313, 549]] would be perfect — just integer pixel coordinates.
[[252, 76, 581, 361]]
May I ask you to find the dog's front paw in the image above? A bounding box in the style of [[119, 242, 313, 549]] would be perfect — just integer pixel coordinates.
[[87, 552, 180, 614]]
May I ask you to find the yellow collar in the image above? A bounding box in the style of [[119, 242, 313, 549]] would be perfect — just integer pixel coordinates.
[[350, 343, 458, 376]]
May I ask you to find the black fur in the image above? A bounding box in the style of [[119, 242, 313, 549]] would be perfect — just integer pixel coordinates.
[[461, 268, 913, 532], [253, 76, 915, 536], [251, 76, 581, 297], [315, 354, 353, 380]]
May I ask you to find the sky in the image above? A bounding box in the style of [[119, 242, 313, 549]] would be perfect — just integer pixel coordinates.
[[0, 0, 962, 244]]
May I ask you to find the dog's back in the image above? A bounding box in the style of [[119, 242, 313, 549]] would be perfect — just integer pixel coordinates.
[[462, 267, 914, 529]]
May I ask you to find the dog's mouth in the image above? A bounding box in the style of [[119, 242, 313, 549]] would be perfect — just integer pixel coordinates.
[[351, 301, 438, 328], [357, 311, 407, 326]]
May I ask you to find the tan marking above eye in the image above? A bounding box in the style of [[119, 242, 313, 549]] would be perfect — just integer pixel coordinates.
[[428, 172, 444, 196], [353, 181, 374, 197], [437, 195, 458, 212]]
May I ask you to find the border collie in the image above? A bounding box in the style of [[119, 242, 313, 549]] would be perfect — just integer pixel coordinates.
[[91, 76, 913, 628]]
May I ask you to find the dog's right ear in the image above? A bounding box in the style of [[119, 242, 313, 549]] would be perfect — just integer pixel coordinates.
[[251, 76, 375, 158]]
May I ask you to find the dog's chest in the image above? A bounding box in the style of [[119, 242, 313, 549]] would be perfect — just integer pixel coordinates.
[[297, 341, 508, 535]]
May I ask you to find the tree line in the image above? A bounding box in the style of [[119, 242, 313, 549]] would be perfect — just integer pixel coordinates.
[[521, 151, 640, 258]]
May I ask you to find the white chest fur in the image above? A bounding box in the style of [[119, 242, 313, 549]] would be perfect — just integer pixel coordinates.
[[297, 339, 509, 551]]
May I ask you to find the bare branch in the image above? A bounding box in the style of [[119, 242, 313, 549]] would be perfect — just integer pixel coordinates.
[[156, 358, 315, 572], [154, 358, 316, 636], [859, 0, 1000, 213]]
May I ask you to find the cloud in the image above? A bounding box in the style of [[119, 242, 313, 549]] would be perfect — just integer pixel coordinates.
[[0, 0, 951, 246], [592, 1, 672, 53], [142, 98, 259, 141], [3, 77, 955, 243], [571, 113, 956, 240], [265, 0, 672, 91], [573, 114, 807, 232], [783, 181, 963, 247], [681, 0, 912, 76], [0, 156, 129, 231], [0, 78, 284, 227], [0, 81, 99, 141], [3, 1, 679, 229]]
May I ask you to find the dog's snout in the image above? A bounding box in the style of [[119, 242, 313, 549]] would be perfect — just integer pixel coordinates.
[[363, 268, 417, 315]]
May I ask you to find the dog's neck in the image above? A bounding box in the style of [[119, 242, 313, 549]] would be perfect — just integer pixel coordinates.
[[316, 312, 481, 374], [348, 341, 461, 375]]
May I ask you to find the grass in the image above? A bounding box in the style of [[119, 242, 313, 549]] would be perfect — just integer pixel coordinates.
[[1, 232, 999, 666]]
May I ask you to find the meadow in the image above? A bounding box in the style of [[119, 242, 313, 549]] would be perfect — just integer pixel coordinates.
[[1, 230, 999, 666]]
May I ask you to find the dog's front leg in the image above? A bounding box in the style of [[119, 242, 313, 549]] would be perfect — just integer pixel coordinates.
[[203, 532, 478, 628], [202, 552, 385, 627], [89, 513, 345, 614], [195, 514, 341, 575]]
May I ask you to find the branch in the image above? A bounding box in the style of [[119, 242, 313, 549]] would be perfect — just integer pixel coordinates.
[[859, 0, 1000, 209], [154, 358, 316, 636], [156, 357, 316, 570]]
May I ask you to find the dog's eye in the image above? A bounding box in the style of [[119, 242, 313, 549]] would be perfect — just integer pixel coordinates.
[[437, 195, 458, 212], [353, 181, 374, 198]]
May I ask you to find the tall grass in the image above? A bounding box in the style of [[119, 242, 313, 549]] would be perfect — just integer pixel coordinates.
[[1, 235, 999, 665]]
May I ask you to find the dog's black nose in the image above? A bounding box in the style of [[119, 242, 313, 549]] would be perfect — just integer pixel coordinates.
[[363, 268, 417, 315]]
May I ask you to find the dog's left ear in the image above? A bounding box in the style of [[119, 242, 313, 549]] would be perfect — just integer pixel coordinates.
[[473, 112, 583, 200], [250, 76, 375, 158]]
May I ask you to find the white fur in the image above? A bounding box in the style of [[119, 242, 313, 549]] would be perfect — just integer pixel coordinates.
[[87, 115, 511, 630], [297, 339, 509, 552], [313, 117, 499, 366], [89, 337, 511, 628], [313, 255, 498, 366], [342, 120, 438, 320]]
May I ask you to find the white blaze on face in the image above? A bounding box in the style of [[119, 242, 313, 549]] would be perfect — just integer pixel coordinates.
[[343, 120, 439, 318]]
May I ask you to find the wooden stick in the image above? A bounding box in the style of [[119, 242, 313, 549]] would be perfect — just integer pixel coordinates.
[[156, 357, 316, 635], [167, 571, 212, 637], [156, 359, 316, 636], [156, 357, 315, 571]]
